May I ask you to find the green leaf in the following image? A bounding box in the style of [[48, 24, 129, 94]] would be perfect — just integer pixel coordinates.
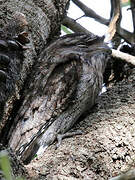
[[0, 150, 13, 180], [16, 177, 25, 180], [61, 25, 72, 34], [0, 151, 25, 180]]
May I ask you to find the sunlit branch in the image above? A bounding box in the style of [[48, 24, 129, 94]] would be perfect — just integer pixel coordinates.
[[112, 49, 135, 65], [108, 0, 121, 40]]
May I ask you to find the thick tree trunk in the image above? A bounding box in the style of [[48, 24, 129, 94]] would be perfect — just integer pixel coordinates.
[[0, 0, 69, 177], [0, 0, 68, 134]]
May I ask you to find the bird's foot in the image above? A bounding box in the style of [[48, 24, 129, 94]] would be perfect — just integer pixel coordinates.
[[56, 130, 83, 149]]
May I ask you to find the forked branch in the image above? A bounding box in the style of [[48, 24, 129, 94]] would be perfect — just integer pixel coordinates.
[[66, 0, 134, 44]]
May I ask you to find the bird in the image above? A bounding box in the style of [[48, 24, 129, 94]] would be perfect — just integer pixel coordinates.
[[7, 32, 111, 164]]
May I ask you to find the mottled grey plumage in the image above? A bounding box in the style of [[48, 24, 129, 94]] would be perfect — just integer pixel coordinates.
[[8, 33, 111, 164]]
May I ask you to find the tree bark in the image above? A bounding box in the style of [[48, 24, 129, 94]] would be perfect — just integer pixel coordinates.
[[0, 0, 68, 134], [0, 0, 69, 177]]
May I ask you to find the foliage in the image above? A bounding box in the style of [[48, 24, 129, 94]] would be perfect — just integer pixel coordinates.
[[61, 25, 72, 34], [121, 0, 130, 7], [0, 151, 24, 180]]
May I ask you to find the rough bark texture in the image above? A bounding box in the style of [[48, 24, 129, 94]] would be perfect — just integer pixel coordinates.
[[0, 12, 29, 129], [0, 0, 69, 133]]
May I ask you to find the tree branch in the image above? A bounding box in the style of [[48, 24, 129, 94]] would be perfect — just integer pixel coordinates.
[[72, 0, 109, 25], [112, 49, 135, 65], [71, 0, 134, 44], [117, 28, 134, 44], [62, 16, 92, 34], [106, 0, 134, 44], [113, 0, 135, 44], [108, 0, 121, 40]]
